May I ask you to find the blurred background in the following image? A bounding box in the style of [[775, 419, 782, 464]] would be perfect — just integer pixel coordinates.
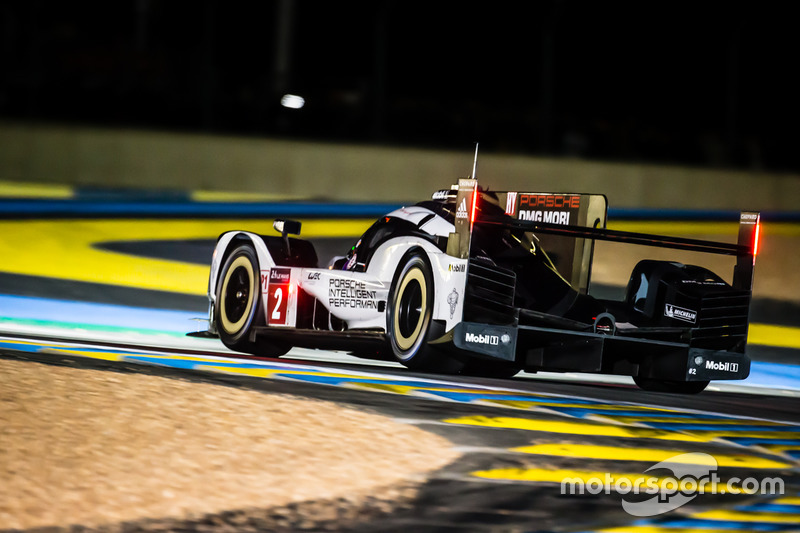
[[0, 1, 798, 205]]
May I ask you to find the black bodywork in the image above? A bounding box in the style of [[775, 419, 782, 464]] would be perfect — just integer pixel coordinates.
[[425, 187, 758, 389]]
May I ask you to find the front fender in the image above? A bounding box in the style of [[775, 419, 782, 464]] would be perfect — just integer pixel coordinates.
[[208, 230, 277, 309]]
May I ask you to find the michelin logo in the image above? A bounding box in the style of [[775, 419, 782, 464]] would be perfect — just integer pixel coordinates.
[[706, 360, 739, 373], [447, 288, 459, 319], [664, 303, 697, 324]]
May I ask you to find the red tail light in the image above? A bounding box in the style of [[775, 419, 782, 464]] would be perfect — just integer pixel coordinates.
[[469, 184, 478, 231], [753, 220, 761, 256]]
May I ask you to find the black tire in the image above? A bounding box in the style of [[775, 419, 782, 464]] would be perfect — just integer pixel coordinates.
[[386, 252, 462, 373], [633, 377, 709, 394], [460, 359, 520, 379], [216, 244, 291, 357]]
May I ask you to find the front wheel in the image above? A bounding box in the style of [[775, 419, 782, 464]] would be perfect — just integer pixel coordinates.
[[386, 252, 462, 373], [216, 244, 291, 357], [633, 377, 709, 394]]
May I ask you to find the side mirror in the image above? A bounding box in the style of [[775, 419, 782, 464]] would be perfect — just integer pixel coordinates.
[[273, 219, 302, 238]]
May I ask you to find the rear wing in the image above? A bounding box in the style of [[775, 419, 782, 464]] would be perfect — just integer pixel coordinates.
[[497, 190, 608, 293], [445, 178, 608, 293], [446, 178, 761, 292]]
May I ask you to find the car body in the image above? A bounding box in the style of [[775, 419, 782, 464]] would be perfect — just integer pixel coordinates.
[[199, 179, 760, 393]]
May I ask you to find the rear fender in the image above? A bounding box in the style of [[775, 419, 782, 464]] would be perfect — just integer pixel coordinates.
[[365, 236, 468, 333]]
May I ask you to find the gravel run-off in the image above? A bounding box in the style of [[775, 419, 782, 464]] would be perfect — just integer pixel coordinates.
[[0, 358, 459, 530]]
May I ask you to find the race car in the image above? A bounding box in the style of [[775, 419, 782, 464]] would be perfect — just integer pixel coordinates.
[[199, 178, 760, 393]]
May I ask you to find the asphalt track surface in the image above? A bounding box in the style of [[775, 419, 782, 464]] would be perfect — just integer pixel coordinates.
[[3, 335, 800, 532], [2, 215, 800, 531]]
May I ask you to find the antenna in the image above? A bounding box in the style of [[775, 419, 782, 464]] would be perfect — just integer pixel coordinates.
[[471, 142, 479, 179]]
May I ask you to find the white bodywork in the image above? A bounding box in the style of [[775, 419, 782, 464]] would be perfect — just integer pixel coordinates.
[[207, 206, 468, 336]]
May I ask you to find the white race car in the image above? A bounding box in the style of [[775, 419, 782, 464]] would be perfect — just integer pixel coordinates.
[[200, 178, 760, 392]]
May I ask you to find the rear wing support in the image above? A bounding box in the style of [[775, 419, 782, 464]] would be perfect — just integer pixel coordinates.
[[732, 212, 761, 291], [446, 178, 477, 259]]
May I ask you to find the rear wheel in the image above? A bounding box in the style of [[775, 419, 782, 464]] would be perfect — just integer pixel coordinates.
[[216, 244, 291, 357], [633, 377, 709, 394], [387, 252, 462, 373]]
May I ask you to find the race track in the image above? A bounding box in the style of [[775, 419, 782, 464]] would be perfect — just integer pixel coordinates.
[[2, 194, 800, 532]]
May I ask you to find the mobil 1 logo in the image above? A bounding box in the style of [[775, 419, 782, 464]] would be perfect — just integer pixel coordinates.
[[454, 322, 517, 362], [689, 353, 749, 380]]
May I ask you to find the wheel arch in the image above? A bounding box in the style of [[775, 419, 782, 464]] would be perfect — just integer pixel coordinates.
[[365, 236, 467, 334], [365, 237, 441, 290], [209, 231, 276, 319]]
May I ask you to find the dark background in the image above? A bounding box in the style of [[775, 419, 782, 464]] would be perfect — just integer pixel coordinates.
[[1, 1, 797, 172]]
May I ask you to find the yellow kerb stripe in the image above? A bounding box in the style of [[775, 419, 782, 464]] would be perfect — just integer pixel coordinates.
[[471, 467, 754, 494], [748, 323, 800, 349], [691, 509, 800, 524], [511, 443, 792, 469], [443, 416, 713, 442]]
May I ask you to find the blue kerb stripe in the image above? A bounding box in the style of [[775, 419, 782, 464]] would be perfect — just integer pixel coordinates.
[[0, 339, 137, 356], [273, 373, 592, 399], [418, 385, 608, 405], [417, 389, 599, 404], [548, 408, 729, 419], [260, 374, 620, 405], [574, 517, 792, 533], [747, 362, 800, 392], [735, 503, 800, 514], [726, 438, 800, 446], [1, 198, 798, 221], [0, 340, 52, 353], [640, 423, 800, 432], [123, 356, 283, 370], [0, 294, 198, 333], [640, 518, 793, 531], [0, 199, 402, 217], [124, 357, 201, 370]]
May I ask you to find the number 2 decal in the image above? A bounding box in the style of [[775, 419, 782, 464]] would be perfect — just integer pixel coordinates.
[[266, 268, 291, 326], [271, 287, 283, 321]]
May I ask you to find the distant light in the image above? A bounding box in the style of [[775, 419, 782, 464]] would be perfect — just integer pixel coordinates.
[[281, 94, 305, 109]]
